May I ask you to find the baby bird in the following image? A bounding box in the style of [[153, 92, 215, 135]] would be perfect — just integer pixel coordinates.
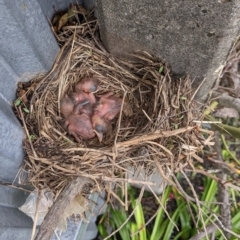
[[94, 92, 122, 120], [71, 90, 96, 105], [92, 115, 112, 142], [72, 78, 98, 106], [60, 94, 75, 118], [92, 92, 122, 142], [73, 101, 93, 117], [65, 114, 96, 142], [75, 78, 98, 93]]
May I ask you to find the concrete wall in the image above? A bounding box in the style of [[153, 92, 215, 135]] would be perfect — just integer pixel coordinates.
[[96, 0, 240, 101]]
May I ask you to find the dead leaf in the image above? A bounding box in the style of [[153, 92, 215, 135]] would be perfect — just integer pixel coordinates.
[[53, 26, 58, 33], [52, 13, 63, 26], [77, 5, 88, 15], [18, 82, 23, 88], [57, 193, 89, 231], [57, 13, 68, 31], [19, 89, 28, 104], [67, 4, 76, 25]]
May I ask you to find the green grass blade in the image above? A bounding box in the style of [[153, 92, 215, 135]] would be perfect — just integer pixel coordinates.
[[172, 226, 192, 240], [201, 177, 211, 201], [173, 189, 191, 239], [232, 210, 240, 228], [202, 179, 217, 207], [230, 188, 238, 210], [151, 218, 169, 240], [163, 202, 185, 240], [130, 223, 138, 240], [130, 199, 147, 240], [150, 186, 172, 240], [221, 134, 240, 165], [97, 223, 109, 239], [128, 186, 147, 240], [111, 210, 131, 240]]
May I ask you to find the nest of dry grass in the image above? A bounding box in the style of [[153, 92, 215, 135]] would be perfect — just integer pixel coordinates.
[[15, 7, 213, 196]]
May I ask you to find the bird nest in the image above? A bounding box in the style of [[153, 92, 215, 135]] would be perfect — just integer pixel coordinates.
[[15, 7, 213, 196]]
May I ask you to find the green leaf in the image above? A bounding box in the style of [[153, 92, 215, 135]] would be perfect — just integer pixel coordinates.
[[158, 66, 164, 73], [221, 134, 240, 164], [172, 189, 191, 239], [205, 115, 240, 141], [133, 200, 147, 240], [152, 219, 169, 240], [14, 98, 21, 106], [163, 202, 184, 240], [232, 210, 240, 228], [180, 96, 187, 100], [204, 179, 217, 204], [150, 186, 172, 240], [230, 188, 238, 210], [221, 149, 229, 160], [29, 135, 37, 141], [130, 223, 138, 240], [111, 210, 131, 240], [23, 108, 30, 113], [97, 224, 109, 239], [173, 226, 192, 240], [204, 100, 219, 115]]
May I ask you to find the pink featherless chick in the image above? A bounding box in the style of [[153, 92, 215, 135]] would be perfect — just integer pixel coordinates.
[[65, 114, 96, 142], [75, 78, 98, 93], [73, 77, 98, 105], [92, 92, 122, 142], [60, 94, 75, 118], [94, 92, 122, 120], [91, 115, 112, 142]]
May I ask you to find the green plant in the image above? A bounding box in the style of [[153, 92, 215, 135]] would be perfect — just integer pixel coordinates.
[[97, 176, 240, 240]]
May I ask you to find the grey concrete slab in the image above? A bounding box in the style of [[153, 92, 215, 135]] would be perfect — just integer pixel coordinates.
[[0, 227, 32, 240], [0, 95, 25, 183], [0, 206, 33, 228], [0, 55, 19, 102], [0, 0, 60, 102], [96, 0, 240, 101], [0, 1, 99, 239], [0, 185, 30, 208], [127, 166, 167, 195]]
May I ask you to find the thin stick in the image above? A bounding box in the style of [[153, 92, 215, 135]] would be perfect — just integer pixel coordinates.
[[31, 190, 42, 240], [214, 132, 231, 238], [125, 172, 128, 211], [101, 176, 156, 186], [19, 107, 38, 158], [28, 156, 76, 174], [191, 77, 206, 102], [189, 224, 217, 240], [35, 176, 91, 240], [63, 147, 113, 156], [181, 169, 210, 240], [114, 90, 127, 149], [0, 181, 31, 192], [116, 126, 194, 147]]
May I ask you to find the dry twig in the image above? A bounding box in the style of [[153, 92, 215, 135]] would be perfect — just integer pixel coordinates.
[[35, 177, 91, 240]]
